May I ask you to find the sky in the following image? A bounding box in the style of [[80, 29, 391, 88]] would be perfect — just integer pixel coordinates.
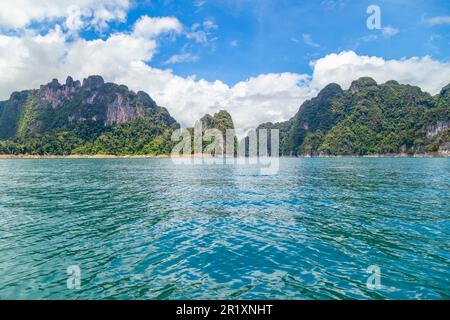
[[0, 0, 449, 129]]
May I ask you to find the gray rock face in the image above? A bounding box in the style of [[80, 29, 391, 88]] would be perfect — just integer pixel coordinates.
[[0, 75, 178, 139], [39, 78, 79, 108], [426, 121, 450, 138], [439, 142, 450, 155], [82, 75, 105, 89], [137, 91, 157, 108], [38, 75, 158, 125], [106, 93, 146, 125]]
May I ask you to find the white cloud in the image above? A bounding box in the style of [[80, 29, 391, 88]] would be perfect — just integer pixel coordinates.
[[0, 21, 157, 99], [203, 19, 218, 31], [302, 34, 320, 48], [116, 51, 450, 129], [310, 51, 450, 95], [120, 67, 313, 130], [164, 53, 200, 64], [185, 19, 218, 45], [0, 0, 129, 30], [360, 26, 399, 43], [229, 40, 239, 47], [321, 0, 345, 11], [0, 23, 312, 129], [65, 5, 88, 32], [0, 13, 449, 131], [382, 26, 399, 37], [193, 0, 206, 8], [133, 16, 183, 38], [425, 16, 450, 26], [186, 30, 208, 44]]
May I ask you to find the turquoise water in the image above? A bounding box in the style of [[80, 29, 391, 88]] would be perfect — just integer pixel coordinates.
[[0, 158, 448, 299]]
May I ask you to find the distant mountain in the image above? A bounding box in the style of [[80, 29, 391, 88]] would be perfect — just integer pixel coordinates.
[[257, 77, 449, 156], [0, 76, 448, 156], [198, 110, 235, 133], [190, 110, 236, 155], [0, 76, 179, 155]]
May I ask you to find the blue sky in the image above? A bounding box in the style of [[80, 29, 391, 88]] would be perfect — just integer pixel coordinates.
[[97, 0, 450, 85]]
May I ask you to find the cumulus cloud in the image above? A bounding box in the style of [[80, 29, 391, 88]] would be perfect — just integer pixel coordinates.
[[119, 66, 313, 130], [0, 23, 157, 98], [133, 16, 183, 38], [0, 10, 449, 131], [0, 23, 312, 128], [0, 0, 129, 30], [310, 51, 450, 95]]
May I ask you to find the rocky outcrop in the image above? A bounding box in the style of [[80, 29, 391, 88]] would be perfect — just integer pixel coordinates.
[[106, 93, 146, 125], [438, 142, 450, 156], [194, 110, 237, 155], [82, 75, 104, 89], [198, 110, 235, 133], [426, 121, 450, 138], [39, 77, 80, 108], [349, 77, 377, 93], [0, 75, 178, 139]]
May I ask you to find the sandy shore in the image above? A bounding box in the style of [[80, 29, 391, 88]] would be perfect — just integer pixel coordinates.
[[0, 153, 448, 159], [300, 152, 449, 158], [0, 153, 210, 159]]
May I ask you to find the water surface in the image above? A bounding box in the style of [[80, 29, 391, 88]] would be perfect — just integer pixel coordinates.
[[0, 158, 448, 299]]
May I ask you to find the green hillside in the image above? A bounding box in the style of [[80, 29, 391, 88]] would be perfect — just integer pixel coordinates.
[[257, 77, 449, 156], [0, 76, 179, 155]]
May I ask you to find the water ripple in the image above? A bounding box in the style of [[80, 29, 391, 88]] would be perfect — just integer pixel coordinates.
[[0, 158, 449, 299]]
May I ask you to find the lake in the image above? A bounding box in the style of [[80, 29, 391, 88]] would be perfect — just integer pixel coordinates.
[[0, 158, 448, 299]]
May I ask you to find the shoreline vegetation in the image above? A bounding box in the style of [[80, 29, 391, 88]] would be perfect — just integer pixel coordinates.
[[0, 152, 448, 159]]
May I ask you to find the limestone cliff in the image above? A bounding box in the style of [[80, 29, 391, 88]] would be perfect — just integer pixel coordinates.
[[0, 75, 176, 139]]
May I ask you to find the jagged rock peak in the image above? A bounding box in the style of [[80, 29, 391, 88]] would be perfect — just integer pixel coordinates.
[[47, 78, 61, 90], [65, 76, 81, 87], [199, 113, 214, 129], [195, 110, 235, 132], [82, 75, 105, 89], [66, 76, 74, 86], [349, 77, 377, 92], [40, 77, 81, 91], [137, 91, 157, 108]]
